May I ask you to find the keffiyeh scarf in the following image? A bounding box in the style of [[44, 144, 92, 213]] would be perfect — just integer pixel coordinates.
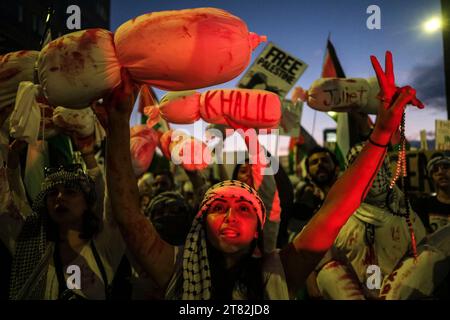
[[9, 167, 95, 299]]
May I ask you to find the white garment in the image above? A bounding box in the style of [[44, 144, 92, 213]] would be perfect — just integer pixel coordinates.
[[0, 51, 39, 109], [380, 224, 450, 299], [429, 214, 450, 233], [44, 222, 125, 299], [52, 106, 96, 137], [9, 81, 42, 144], [262, 250, 290, 300], [333, 202, 426, 285]]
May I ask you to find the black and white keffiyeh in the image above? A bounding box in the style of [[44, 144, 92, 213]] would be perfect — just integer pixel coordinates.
[[9, 213, 51, 299], [9, 166, 95, 300], [346, 142, 392, 197]]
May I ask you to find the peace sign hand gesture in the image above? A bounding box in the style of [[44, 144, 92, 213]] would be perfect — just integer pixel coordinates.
[[370, 51, 424, 144]]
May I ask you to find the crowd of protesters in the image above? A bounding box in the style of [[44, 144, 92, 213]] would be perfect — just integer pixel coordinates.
[[0, 63, 448, 300], [0, 8, 449, 299]]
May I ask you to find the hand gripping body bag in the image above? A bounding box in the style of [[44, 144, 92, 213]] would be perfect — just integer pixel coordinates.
[[38, 29, 122, 109], [159, 130, 211, 172], [130, 125, 160, 177], [114, 7, 267, 90], [0, 50, 39, 109], [52, 106, 96, 137]]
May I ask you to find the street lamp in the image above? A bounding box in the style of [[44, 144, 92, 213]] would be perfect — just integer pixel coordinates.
[[423, 17, 442, 33]]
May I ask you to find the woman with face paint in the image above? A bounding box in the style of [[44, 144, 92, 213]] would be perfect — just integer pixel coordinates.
[[105, 53, 424, 299]]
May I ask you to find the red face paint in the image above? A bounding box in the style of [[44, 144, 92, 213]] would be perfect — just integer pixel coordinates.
[[205, 196, 259, 254]]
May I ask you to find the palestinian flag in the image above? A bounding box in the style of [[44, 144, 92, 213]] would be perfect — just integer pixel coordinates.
[[321, 38, 374, 170], [321, 38, 348, 170]]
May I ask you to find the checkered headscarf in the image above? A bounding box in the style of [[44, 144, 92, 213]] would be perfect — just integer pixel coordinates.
[[427, 155, 450, 173], [32, 167, 96, 213], [346, 142, 392, 196], [169, 180, 266, 300], [9, 213, 50, 300], [9, 167, 95, 300]]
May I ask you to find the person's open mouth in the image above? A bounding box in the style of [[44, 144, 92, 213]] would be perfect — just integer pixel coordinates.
[[220, 228, 240, 238]]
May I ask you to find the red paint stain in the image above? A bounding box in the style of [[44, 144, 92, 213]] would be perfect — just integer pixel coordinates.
[[386, 271, 398, 282], [59, 50, 85, 77], [338, 274, 356, 282], [36, 96, 49, 104], [17, 50, 29, 57], [72, 51, 83, 60], [47, 38, 66, 50], [182, 26, 192, 38], [323, 260, 343, 270], [362, 246, 376, 265], [78, 29, 100, 51], [381, 284, 391, 295], [0, 52, 15, 67], [0, 68, 20, 82]]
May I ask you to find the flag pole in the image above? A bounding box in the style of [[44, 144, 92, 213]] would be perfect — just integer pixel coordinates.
[[39, 5, 55, 49]]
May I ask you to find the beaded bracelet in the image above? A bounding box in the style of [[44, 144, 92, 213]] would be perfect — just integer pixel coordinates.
[[368, 136, 389, 148]]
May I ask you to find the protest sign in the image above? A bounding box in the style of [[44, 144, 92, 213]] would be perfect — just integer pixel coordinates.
[[435, 120, 450, 150], [237, 42, 307, 99]]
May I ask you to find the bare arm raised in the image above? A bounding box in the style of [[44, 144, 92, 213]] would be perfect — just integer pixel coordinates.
[[280, 51, 424, 295], [104, 70, 175, 289]]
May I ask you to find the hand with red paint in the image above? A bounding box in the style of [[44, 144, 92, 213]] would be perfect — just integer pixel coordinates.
[[104, 68, 139, 121], [370, 51, 424, 145]]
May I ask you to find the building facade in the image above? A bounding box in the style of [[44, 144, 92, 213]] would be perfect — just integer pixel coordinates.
[[0, 0, 110, 54]]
